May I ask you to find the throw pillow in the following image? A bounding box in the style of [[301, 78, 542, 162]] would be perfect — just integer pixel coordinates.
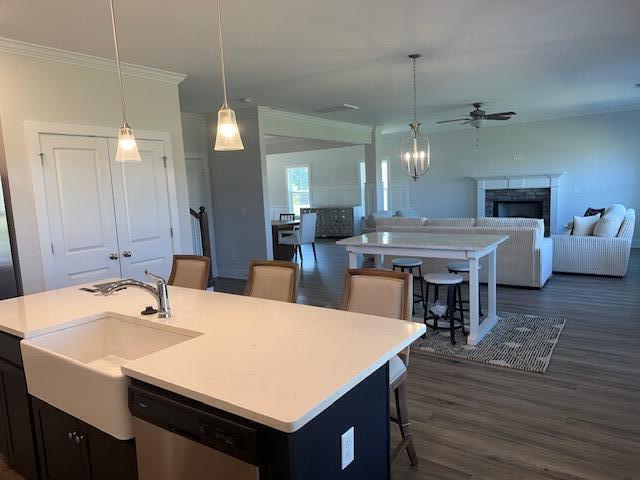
[[572, 214, 601, 236], [584, 207, 605, 217], [593, 212, 625, 238]]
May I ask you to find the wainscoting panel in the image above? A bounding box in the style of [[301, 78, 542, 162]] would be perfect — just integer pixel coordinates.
[[389, 183, 410, 211], [311, 184, 361, 207]]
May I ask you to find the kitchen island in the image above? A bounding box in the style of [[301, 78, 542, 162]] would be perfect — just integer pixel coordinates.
[[0, 282, 424, 479]]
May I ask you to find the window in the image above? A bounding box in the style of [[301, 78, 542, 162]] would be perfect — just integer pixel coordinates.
[[286, 166, 310, 216], [359, 161, 366, 211], [381, 159, 389, 211]]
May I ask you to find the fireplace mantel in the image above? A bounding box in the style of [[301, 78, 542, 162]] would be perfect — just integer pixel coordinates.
[[471, 173, 565, 233]]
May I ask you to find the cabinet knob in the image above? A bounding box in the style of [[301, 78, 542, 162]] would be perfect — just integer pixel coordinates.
[[75, 434, 83, 444], [67, 432, 73, 440], [109, 253, 119, 260], [122, 250, 132, 258]]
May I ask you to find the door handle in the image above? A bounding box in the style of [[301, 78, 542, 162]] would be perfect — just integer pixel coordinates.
[[109, 253, 119, 260], [122, 250, 132, 258]]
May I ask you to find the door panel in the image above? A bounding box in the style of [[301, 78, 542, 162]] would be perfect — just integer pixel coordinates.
[[40, 135, 121, 287], [32, 398, 85, 480], [108, 139, 174, 281]]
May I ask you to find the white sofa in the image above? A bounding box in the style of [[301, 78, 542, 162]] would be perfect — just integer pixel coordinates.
[[552, 207, 635, 277], [373, 217, 553, 288]]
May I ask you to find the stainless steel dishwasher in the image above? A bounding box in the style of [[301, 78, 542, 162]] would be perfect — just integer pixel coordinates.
[[129, 383, 260, 480]]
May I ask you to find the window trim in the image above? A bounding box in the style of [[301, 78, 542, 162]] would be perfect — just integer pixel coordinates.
[[284, 164, 311, 216]]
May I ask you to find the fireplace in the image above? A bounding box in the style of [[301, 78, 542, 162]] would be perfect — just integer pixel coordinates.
[[494, 200, 543, 219], [485, 188, 550, 235], [472, 174, 564, 236]]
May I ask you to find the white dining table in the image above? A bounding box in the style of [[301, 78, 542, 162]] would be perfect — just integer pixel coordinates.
[[336, 231, 508, 345]]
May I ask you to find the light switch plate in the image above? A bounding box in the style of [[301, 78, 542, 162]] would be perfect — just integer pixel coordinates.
[[341, 426, 355, 470]]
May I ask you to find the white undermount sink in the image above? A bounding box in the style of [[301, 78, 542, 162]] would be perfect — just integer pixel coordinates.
[[21, 313, 201, 439]]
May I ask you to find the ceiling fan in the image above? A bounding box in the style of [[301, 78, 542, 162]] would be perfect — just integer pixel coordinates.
[[436, 103, 516, 129]]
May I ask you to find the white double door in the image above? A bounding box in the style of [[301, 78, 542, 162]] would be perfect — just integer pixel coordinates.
[[40, 134, 175, 288]]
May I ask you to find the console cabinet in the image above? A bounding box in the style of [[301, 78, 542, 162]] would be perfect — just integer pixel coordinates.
[[0, 331, 38, 479], [300, 206, 363, 237]]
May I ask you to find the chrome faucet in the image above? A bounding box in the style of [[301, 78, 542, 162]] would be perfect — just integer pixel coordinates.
[[101, 271, 171, 318]]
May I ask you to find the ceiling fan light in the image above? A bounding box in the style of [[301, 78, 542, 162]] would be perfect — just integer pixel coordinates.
[[470, 118, 483, 129], [214, 107, 244, 151], [115, 124, 142, 162]]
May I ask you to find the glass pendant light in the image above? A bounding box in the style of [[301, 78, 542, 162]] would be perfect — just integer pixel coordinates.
[[214, 0, 244, 151], [109, 0, 141, 162], [400, 54, 430, 181]]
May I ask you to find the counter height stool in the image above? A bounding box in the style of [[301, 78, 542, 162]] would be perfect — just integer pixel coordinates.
[[168, 255, 211, 290], [341, 269, 418, 467], [447, 261, 483, 317], [391, 258, 424, 314], [423, 272, 465, 345], [244, 260, 299, 303]]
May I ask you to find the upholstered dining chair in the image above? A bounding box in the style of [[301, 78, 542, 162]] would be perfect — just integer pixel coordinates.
[[340, 268, 419, 466], [277, 212, 317, 262], [244, 260, 299, 303], [168, 255, 210, 290]]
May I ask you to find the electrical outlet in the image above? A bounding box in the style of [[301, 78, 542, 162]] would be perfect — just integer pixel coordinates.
[[513, 153, 524, 163], [341, 426, 355, 470]]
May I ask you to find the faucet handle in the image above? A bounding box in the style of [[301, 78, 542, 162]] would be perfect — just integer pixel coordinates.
[[145, 270, 166, 284]]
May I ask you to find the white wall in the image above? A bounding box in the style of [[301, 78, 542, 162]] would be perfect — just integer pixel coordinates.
[[0, 50, 192, 293], [266, 145, 365, 216], [380, 109, 640, 244]]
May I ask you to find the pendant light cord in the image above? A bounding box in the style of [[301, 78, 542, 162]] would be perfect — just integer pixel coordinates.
[[109, 0, 127, 126], [412, 56, 417, 125], [217, 0, 229, 108]]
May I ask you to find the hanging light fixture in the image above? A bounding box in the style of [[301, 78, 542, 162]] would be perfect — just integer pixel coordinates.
[[213, 0, 244, 151], [400, 54, 431, 181], [109, 0, 141, 162]]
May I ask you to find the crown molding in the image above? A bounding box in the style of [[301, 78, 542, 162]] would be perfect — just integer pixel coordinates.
[[258, 106, 372, 132], [180, 112, 207, 124], [0, 36, 186, 84]]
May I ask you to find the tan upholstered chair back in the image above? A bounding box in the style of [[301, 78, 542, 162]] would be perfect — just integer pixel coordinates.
[[168, 255, 210, 290], [244, 260, 298, 303], [341, 269, 413, 364]]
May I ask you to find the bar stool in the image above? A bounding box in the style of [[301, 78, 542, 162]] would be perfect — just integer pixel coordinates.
[[422, 273, 465, 345], [447, 262, 483, 317], [392, 258, 424, 313]]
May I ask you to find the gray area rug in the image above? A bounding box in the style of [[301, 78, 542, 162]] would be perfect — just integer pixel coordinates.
[[411, 310, 566, 373]]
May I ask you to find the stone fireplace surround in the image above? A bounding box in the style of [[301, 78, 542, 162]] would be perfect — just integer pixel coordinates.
[[472, 174, 565, 235], [486, 188, 551, 235]]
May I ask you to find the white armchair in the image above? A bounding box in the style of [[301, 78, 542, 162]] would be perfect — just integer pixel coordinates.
[[278, 213, 317, 262]]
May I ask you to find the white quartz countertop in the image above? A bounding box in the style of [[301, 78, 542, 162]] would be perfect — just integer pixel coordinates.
[[0, 283, 425, 433], [336, 231, 508, 250]]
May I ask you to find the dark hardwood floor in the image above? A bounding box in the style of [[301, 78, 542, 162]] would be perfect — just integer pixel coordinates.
[[219, 239, 640, 480], [3, 240, 638, 479]]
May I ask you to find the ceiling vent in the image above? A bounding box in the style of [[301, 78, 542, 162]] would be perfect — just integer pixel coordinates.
[[314, 104, 360, 114]]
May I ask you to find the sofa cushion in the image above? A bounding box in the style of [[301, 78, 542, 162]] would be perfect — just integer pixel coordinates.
[[395, 208, 420, 217], [425, 218, 476, 227], [476, 217, 544, 240], [593, 206, 625, 238], [376, 216, 427, 227], [572, 214, 601, 236]]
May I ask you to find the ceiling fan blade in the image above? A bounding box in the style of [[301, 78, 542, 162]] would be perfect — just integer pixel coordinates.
[[484, 116, 512, 121], [460, 120, 471, 125], [436, 118, 470, 124], [484, 111, 516, 119]]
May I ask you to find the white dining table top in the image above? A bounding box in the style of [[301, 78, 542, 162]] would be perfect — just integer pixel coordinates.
[[336, 231, 508, 251]]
